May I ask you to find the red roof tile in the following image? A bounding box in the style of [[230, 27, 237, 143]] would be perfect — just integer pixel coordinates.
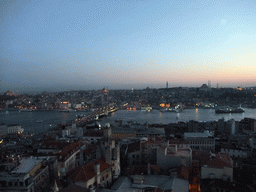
[[68, 159, 112, 182], [41, 141, 69, 150], [205, 153, 233, 169], [206, 158, 232, 168], [58, 141, 84, 161]]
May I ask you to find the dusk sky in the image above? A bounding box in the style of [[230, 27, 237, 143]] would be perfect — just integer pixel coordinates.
[[1, 0, 256, 93]]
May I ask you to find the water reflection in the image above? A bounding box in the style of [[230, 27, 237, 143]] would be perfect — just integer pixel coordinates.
[[99, 108, 256, 126]]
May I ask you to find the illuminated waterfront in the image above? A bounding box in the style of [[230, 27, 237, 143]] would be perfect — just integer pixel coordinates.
[[1, 108, 255, 133]]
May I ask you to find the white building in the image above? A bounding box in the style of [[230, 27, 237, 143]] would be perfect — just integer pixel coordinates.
[[0, 158, 49, 192], [157, 143, 192, 169], [184, 131, 215, 152]]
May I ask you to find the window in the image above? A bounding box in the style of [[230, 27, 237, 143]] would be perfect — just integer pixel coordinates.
[[20, 182, 23, 186]]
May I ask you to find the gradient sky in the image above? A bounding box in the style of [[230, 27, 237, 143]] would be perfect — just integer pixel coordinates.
[[1, 0, 256, 93]]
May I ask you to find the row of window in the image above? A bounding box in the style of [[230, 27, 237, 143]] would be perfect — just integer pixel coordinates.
[[190, 141, 214, 145], [191, 146, 214, 149]]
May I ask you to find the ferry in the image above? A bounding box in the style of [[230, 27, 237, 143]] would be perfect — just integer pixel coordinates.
[[215, 107, 245, 114], [160, 108, 183, 113], [141, 106, 152, 111], [59, 109, 76, 112], [19, 109, 33, 112]]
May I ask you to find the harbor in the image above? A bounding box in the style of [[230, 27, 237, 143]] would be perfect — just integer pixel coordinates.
[[1, 107, 255, 134]]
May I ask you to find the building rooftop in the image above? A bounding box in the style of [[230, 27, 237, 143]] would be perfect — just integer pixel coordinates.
[[205, 153, 233, 168], [11, 158, 43, 174], [111, 176, 133, 190], [124, 165, 161, 175], [40, 141, 70, 150], [84, 130, 104, 137], [59, 141, 83, 161], [127, 141, 141, 153], [192, 150, 211, 166], [184, 131, 212, 138], [68, 159, 112, 182]]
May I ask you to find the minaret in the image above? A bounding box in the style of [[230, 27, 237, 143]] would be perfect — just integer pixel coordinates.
[[208, 80, 211, 88]]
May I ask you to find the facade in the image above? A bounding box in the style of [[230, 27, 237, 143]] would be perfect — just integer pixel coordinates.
[[225, 119, 236, 135], [67, 159, 113, 190], [7, 124, 24, 135], [220, 147, 248, 158], [102, 140, 121, 178], [73, 104, 81, 109], [0, 158, 50, 192], [126, 141, 143, 166], [37, 141, 70, 155], [107, 175, 189, 192], [0, 123, 8, 137], [59, 102, 71, 109], [83, 130, 104, 145], [201, 153, 233, 182], [239, 118, 256, 132], [0, 172, 34, 192], [57, 141, 84, 178], [111, 127, 164, 140], [184, 131, 215, 152]]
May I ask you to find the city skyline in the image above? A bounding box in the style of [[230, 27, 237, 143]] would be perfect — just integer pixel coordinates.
[[1, 0, 256, 93]]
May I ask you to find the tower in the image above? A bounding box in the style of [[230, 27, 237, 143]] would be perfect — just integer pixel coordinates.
[[208, 80, 211, 88], [101, 88, 109, 107], [166, 81, 168, 88]]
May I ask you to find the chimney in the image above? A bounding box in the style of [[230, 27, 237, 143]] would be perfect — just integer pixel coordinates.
[[94, 163, 100, 175], [147, 163, 150, 175]]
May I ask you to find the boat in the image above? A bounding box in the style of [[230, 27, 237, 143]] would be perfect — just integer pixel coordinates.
[[160, 108, 183, 113], [36, 120, 43, 123], [215, 107, 245, 114], [59, 109, 76, 112], [141, 106, 152, 111], [19, 109, 33, 112]]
